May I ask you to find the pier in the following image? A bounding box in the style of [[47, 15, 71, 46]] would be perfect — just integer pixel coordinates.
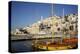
[[11, 33, 63, 41]]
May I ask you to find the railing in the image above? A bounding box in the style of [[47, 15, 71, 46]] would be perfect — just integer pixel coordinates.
[[11, 32, 77, 40], [11, 33, 65, 40]]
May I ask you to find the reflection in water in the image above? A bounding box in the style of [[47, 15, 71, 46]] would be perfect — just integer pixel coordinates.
[[11, 40, 33, 52]]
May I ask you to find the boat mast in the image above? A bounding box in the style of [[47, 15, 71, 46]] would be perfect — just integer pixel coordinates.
[[35, 16, 43, 44], [51, 3, 53, 17], [61, 8, 64, 44], [63, 8, 64, 18], [51, 3, 54, 42]]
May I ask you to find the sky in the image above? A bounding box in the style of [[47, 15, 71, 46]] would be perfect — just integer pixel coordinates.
[[10, 1, 78, 31]]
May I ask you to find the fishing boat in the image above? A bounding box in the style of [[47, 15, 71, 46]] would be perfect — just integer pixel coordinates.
[[32, 37, 78, 51]]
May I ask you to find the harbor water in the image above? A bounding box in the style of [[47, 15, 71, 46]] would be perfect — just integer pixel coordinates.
[[11, 35, 78, 53], [11, 38, 53, 52]]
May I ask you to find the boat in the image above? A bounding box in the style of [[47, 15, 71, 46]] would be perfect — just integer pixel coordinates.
[[31, 2, 78, 51], [32, 37, 78, 51]]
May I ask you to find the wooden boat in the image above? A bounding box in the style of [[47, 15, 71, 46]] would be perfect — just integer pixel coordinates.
[[32, 37, 78, 51]]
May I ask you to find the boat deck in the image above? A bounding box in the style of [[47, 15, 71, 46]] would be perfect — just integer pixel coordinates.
[[32, 37, 78, 51]]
